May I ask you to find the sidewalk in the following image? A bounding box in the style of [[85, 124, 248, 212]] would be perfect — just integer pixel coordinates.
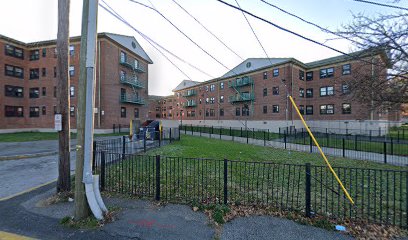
[[0, 183, 353, 240]]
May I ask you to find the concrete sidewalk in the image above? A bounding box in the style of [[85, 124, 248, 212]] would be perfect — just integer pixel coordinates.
[[0, 183, 353, 240]]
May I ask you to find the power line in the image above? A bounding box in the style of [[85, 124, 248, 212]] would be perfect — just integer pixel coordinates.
[[170, 0, 244, 61], [128, 0, 233, 72], [234, 0, 273, 65], [100, 1, 252, 129], [101, 1, 256, 129], [99, 1, 193, 80], [100, 0, 215, 79], [353, 0, 408, 11], [216, 0, 386, 67]]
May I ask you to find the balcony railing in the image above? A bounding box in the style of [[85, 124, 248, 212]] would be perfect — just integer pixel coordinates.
[[182, 90, 196, 97], [228, 76, 253, 88], [120, 75, 144, 88], [120, 93, 145, 105], [228, 93, 255, 103], [119, 57, 145, 72], [183, 101, 197, 107]]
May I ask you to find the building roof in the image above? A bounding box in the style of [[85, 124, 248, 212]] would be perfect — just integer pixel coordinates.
[[222, 58, 292, 78], [172, 80, 201, 91], [305, 47, 387, 68], [104, 33, 153, 64]]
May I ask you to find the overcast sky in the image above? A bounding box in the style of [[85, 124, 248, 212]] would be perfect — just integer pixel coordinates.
[[0, 0, 404, 95]]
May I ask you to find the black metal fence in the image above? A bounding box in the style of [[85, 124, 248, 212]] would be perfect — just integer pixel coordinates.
[[180, 125, 408, 166], [93, 152, 408, 228], [112, 124, 130, 133], [279, 126, 407, 141]]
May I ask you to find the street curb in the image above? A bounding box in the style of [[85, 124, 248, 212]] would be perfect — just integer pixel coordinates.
[[0, 149, 77, 161], [0, 179, 57, 202], [0, 152, 58, 161]]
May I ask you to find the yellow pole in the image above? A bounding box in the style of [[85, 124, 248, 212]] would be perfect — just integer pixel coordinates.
[[288, 96, 354, 205]]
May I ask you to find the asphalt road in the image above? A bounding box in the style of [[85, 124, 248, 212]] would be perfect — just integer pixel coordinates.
[[0, 152, 76, 200]]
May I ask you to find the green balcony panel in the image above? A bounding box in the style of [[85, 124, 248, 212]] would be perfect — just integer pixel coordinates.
[[228, 93, 255, 103], [119, 57, 145, 73], [182, 89, 197, 97], [120, 93, 145, 105], [183, 101, 197, 108], [228, 76, 253, 88], [120, 76, 144, 88]]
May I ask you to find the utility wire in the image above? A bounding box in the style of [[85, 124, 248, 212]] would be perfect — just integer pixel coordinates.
[[128, 0, 233, 72], [234, 0, 273, 65], [100, 0, 214, 79], [353, 0, 408, 11], [99, 1, 193, 80], [216, 0, 387, 67], [170, 0, 244, 61], [100, 1, 251, 129]]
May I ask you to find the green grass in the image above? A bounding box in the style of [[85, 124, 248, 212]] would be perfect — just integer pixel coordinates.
[[388, 125, 408, 140], [0, 132, 125, 142], [101, 135, 408, 227], [290, 135, 408, 156], [147, 135, 405, 170]]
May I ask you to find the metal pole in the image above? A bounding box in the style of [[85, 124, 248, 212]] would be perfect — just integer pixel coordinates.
[[305, 163, 311, 217]]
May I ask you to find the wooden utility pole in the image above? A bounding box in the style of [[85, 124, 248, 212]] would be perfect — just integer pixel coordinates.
[[56, 0, 71, 193]]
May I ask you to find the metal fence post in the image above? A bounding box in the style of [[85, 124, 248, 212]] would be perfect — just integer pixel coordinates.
[[240, 127, 243, 137], [309, 136, 312, 153], [252, 128, 255, 139], [354, 135, 358, 151], [155, 155, 161, 201], [267, 129, 270, 141], [191, 124, 193, 135], [170, 128, 172, 143], [212, 126, 214, 134], [246, 130, 249, 144], [224, 159, 228, 204], [369, 130, 372, 141], [284, 133, 287, 149], [100, 151, 106, 191], [122, 136, 126, 160], [143, 133, 147, 153], [384, 142, 387, 164], [230, 127, 232, 136], [305, 163, 311, 218], [391, 138, 394, 155], [263, 131, 266, 146], [220, 127, 222, 139], [342, 138, 345, 158], [159, 131, 161, 147]]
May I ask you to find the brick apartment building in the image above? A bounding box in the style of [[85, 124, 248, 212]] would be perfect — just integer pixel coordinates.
[[0, 33, 152, 132], [150, 49, 400, 131]]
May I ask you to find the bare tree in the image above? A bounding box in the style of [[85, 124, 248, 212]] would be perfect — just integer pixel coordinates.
[[336, 12, 407, 111]]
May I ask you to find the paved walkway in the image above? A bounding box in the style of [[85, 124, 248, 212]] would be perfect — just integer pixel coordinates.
[[185, 132, 408, 166], [0, 183, 353, 240]]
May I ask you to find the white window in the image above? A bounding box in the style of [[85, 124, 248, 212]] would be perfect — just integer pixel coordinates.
[[69, 45, 75, 56], [70, 86, 75, 97], [69, 66, 75, 77]]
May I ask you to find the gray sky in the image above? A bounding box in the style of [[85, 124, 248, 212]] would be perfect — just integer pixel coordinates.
[[0, 0, 404, 95]]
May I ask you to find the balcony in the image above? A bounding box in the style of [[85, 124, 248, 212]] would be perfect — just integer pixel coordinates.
[[228, 93, 255, 103], [228, 76, 253, 88], [120, 93, 145, 105], [182, 89, 196, 97], [183, 101, 197, 108], [120, 75, 144, 88], [119, 57, 145, 72]]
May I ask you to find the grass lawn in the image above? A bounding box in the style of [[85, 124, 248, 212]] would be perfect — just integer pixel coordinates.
[[101, 134, 408, 227], [0, 132, 125, 142], [388, 125, 408, 140], [146, 135, 406, 170]]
